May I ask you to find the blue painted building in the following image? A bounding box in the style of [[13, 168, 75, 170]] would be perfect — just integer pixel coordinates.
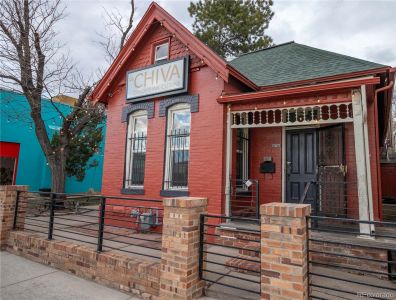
[[0, 88, 105, 193]]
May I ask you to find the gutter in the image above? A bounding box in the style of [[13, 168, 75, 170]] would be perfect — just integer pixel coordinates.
[[373, 79, 394, 221], [217, 77, 380, 103]]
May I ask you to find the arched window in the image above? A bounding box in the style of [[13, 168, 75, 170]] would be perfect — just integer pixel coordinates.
[[125, 110, 147, 188], [163, 103, 191, 190]]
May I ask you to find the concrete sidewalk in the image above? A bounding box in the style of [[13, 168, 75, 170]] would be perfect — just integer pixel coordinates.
[[0, 251, 140, 300]]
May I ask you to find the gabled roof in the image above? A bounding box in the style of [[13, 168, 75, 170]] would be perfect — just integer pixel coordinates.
[[91, 2, 245, 102], [230, 41, 389, 88]]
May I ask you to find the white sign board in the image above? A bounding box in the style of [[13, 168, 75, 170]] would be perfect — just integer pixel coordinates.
[[126, 57, 188, 102]]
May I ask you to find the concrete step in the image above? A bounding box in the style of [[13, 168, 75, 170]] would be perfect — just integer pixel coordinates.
[[204, 280, 260, 300], [225, 254, 261, 276], [215, 226, 260, 259]]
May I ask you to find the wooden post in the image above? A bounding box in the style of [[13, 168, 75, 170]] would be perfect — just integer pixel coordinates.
[[225, 105, 232, 217], [351, 87, 374, 235]]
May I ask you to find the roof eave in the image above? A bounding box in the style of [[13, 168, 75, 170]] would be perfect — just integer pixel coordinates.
[[90, 2, 229, 103], [217, 77, 381, 104], [227, 65, 259, 91], [256, 66, 390, 92]]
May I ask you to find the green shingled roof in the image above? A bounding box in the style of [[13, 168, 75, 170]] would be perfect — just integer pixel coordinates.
[[230, 41, 387, 87]]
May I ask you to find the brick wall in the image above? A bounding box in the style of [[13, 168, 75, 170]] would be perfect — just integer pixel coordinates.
[[260, 202, 311, 299], [309, 239, 388, 280], [7, 231, 160, 299], [2, 190, 208, 300], [250, 127, 283, 204], [0, 185, 27, 249], [381, 163, 396, 200], [160, 197, 207, 299], [101, 23, 226, 216]]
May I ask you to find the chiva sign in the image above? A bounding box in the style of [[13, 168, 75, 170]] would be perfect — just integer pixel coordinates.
[[126, 57, 189, 102]]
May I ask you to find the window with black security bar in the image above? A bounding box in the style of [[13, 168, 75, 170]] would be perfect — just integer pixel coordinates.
[[125, 112, 147, 188], [164, 105, 190, 190], [236, 128, 249, 189]]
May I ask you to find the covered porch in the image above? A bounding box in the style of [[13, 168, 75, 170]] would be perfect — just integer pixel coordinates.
[[222, 82, 378, 235]]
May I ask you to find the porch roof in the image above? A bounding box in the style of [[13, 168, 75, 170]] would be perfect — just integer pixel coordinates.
[[230, 42, 388, 88]]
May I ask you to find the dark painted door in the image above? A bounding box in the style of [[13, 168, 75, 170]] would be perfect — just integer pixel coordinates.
[[286, 129, 317, 204]]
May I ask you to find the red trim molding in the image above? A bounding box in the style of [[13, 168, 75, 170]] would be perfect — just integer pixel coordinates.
[[217, 77, 381, 104], [257, 67, 390, 92], [91, 2, 229, 103]]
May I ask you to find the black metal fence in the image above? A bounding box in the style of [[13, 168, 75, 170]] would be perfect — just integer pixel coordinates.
[[308, 215, 396, 299], [230, 179, 260, 221], [300, 181, 360, 219], [199, 214, 261, 299], [13, 191, 163, 261]]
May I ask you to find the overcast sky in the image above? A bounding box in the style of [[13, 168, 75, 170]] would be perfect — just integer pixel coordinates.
[[59, 0, 395, 78]]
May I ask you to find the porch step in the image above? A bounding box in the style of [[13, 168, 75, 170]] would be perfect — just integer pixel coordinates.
[[230, 208, 256, 218], [215, 223, 261, 260], [225, 254, 261, 276], [238, 243, 260, 258]]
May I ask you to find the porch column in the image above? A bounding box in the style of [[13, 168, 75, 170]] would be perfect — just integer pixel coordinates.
[[351, 86, 374, 235], [225, 105, 232, 217], [159, 197, 207, 299], [0, 185, 28, 249], [260, 202, 310, 299]]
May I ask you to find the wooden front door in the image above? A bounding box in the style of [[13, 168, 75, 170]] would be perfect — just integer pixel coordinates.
[[286, 129, 317, 204]]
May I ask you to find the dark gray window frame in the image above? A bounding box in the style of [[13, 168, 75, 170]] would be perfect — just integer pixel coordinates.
[[159, 94, 199, 117], [121, 106, 151, 196], [121, 102, 154, 123]]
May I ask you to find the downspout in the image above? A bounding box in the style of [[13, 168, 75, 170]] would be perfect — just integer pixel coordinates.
[[374, 79, 394, 221]]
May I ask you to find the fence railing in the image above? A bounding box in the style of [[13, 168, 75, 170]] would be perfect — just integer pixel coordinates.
[[229, 179, 260, 221], [308, 215, 396, 299], [300, 181, 360, 219], [199, 214, 261, 298], [13, 191, 163, 261]]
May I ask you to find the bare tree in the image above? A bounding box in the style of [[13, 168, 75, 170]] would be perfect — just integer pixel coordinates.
[[0, 0, 105, 193], [96, 0, 135, 64]]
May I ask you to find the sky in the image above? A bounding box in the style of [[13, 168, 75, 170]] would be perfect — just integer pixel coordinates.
[[58, 0, 396, 79], [56, 0, 396, 79]]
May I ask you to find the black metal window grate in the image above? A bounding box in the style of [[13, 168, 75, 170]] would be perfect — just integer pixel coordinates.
[[236, 128, 249, 189], [125, 113, 147, 188], [164, 128, 190, 189], [126, 132, 147, 186]]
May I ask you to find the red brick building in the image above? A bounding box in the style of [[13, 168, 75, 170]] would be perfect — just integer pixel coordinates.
[[91, 2, 395, 234]]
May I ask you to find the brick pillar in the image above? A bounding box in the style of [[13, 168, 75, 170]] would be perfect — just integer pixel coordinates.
[[0, 185, 28, 249], [159, 197, 207, 300], [260, 202, 310, 300]]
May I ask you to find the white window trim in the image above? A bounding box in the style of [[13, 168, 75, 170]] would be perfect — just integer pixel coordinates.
[[164, 103, 190, 190], [125, 110, 147, 189], [154, 42, 169, 62]]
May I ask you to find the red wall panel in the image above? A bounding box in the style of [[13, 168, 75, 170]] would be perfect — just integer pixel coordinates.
[[0, 141, 20, 185]]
